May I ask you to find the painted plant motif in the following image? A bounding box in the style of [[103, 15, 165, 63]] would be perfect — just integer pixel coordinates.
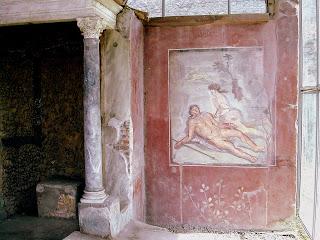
[[169, 48, 275, 166], [183, 180, 267, 227]]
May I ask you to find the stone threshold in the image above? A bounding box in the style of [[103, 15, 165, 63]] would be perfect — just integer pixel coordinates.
[[65, 221, 299, 240]]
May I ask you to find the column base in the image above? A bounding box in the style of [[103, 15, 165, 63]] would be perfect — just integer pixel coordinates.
[[79, 200, 111, 238], [78, 196, 121, 238], [80, 189, 107, 204]]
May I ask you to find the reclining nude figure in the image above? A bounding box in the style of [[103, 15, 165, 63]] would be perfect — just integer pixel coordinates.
[[174, 105, 264, 163]]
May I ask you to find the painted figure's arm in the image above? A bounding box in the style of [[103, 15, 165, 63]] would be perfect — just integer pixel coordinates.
[[208, 113, 220, 126], [208, 112, 234, 129], [220, 122, 235, 129], [174, 121, 195, 149]]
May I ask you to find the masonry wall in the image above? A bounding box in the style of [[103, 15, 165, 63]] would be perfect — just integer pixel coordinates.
[[101, 9, 145, 222], [144, 0, 297, 230], [0, 22, 84, 217], [101, 27, 131, 210]]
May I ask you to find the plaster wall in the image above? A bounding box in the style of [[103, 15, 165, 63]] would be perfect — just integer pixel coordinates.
[[100, 9, 145, 221], [101, 28, 132, 209], [129, 11, 145, 222], [144, 0, 297, 230]]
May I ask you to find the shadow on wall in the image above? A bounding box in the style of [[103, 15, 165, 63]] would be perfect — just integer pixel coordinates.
[[0, 22, 85, 217]]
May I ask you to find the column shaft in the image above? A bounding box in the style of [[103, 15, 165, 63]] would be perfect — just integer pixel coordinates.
[[77, 17, 108, 204], [83, 38, 104, 193]]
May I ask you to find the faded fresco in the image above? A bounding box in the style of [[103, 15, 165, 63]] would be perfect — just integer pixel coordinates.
[[169, 48, 275, 166]]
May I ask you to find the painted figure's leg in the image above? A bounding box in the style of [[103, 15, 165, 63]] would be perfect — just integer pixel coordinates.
[[221, 129, 264, 152], [209, 139, 257, 163], [233, 122, 266, 139]]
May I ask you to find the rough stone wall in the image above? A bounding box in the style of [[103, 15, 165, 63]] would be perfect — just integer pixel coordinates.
[[0, 22, 84, 217], [0, 54, 42, 216], [113, 121, 130, 159], [41, 54, 84, 178]]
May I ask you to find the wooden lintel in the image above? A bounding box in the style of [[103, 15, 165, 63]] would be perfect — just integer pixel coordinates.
[[145, 14, 270, 27]]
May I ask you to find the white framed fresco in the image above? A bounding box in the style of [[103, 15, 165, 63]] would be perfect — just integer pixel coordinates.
[[169, 47, 276, 166]]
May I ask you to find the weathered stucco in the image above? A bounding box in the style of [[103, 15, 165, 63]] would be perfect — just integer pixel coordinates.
[[99, 8, 145, 235], [101, 28, 131, 209], [128, 9, 145, 222]]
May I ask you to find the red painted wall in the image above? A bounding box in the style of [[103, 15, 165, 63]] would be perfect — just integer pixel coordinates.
[[130, 14, 145, 221], [144, 1, 297, 230]]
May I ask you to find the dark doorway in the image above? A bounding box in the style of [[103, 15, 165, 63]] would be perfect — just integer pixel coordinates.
[[0, 22, 85, 217]]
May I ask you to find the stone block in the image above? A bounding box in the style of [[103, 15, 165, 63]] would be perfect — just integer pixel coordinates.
[[36, 179, 82, 219], [79, 196, 122, 238], [64, 231, 106, 240]]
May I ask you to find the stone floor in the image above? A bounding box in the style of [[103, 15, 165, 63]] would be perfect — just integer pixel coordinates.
[[65, 221, 298, 240], [0, 215, 79, 240]]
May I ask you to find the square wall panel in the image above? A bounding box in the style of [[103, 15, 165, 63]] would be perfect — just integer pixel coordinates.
[[127, 0, 162, 17], [230, 0, 267, 14], [165, 0, 228, 16]]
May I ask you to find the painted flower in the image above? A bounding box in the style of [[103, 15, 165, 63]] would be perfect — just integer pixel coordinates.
[[200, 184, 209, 192]]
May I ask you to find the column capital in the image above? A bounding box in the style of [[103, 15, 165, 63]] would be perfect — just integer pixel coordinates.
[[77, 17, 109, 39]]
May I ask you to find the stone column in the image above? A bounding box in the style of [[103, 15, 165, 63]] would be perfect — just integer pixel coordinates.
[[77, 17, 108, 204]]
